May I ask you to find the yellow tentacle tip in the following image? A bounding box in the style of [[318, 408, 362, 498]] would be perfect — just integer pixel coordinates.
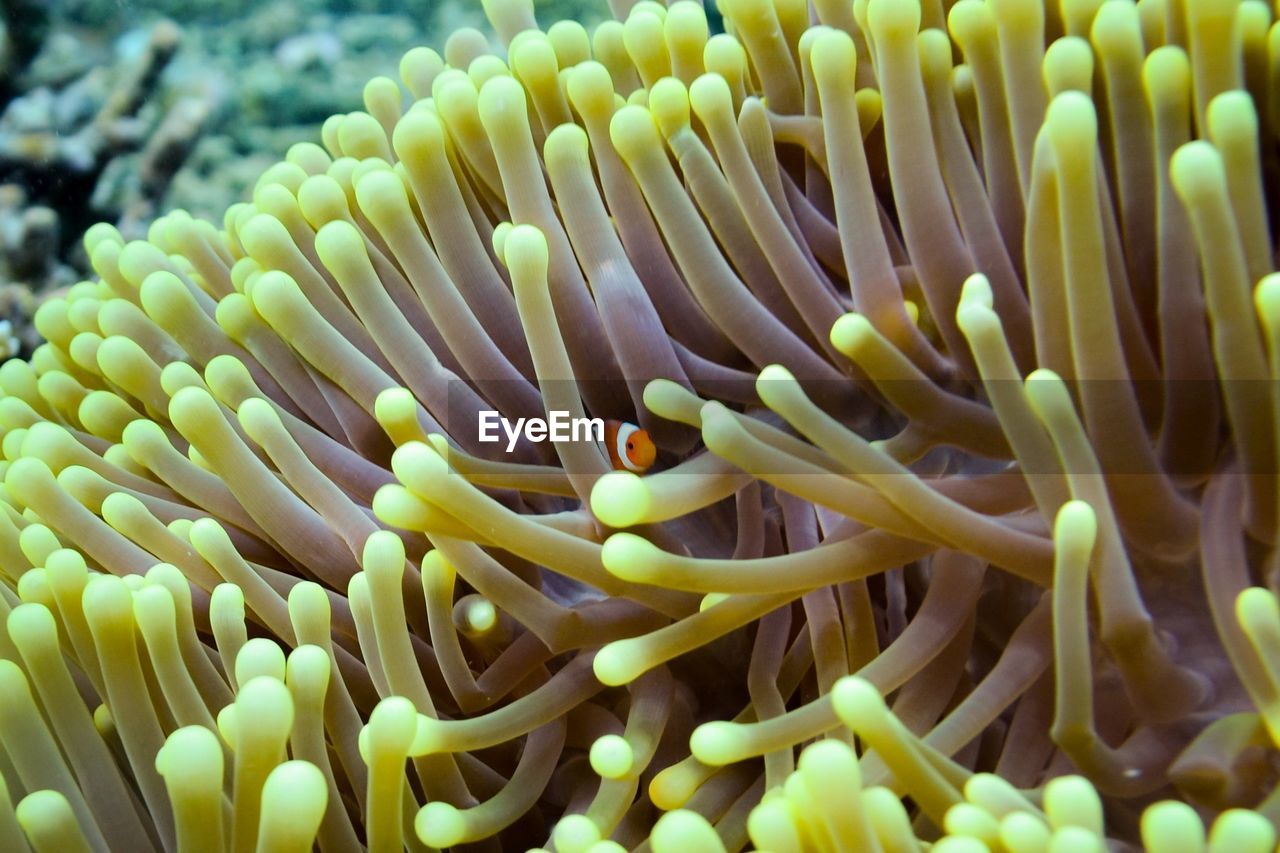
[[829, 312, 875, 355], [757, 362, 798, 389], [808, 27, 857, 79], [361, 529, 406, 579], [867, 0, 922, 39], [1254, 274, 1280, 329], [651, 809, 726, 853], [1044, 90, 1097, 151], [363, 695, 421, 758], [1208, 808, 1276, 853], [15, 790, 85, 850], [590, 734, 636, 779], [416, 801, 467, 848], [1170, 140, 1227, 201], [1000, 811, 1053, 853], [601, 531, 661, 582], [959, 274, 995, 310], [831, 675, 885, 730], [234, 639, 287, 689], [477, 73, 529, 126], [609, 104, 663, 162], [258, 761, 328, 850], [551, 814, 601, 853], [948, 0, 995, 47], [1142, 45, 1190, 102], [593, 638, 648, 686], [747, 797, 805, 852], [591, 471, 653, 529], [390, 440, 450, 496], [650, 77, 692, 138], [689, 720, 748, 766], [503, 223, 550, 273], [544, 123, 590, 166], [1053, 500, 1098, 549], [1042, 775, 1103, 834], [1236, 587, 1280, 638], [1042, 36, 1094, 96], [156, 724, 224, 782], [944, 803, 1002, 847], [687, 72, 732, 121], [1206, 90, 1259, 142], [797, 738, 862, 789], [1140, 801, 1205, 852], [1023, 368, 1072, 419]]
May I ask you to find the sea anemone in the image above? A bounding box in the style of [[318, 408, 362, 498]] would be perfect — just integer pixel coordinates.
[[0, 0, 1274, 849]]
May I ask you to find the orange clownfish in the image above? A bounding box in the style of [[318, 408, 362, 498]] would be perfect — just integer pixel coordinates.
[[604, 420, 657, 473]]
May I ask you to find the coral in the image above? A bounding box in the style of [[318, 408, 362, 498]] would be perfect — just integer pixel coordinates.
[[0, 0, 1275, 849], [0, 17, 214, 324], [0, 20, 188, 204]]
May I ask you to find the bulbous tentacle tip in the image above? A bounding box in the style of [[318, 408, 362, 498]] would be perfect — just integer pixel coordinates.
[[361, 529, 406, 577], [544, 123, 590, 164], [477, 74, 529, 125], [551, 813, 601, 853], [1255, 272, 1280, 308], [1207, 809, 1277, 853], [216, 704, 239, 746], [1054, 500, 1098, 548], [687, 72, 733, 118], [156, 724, 224, 778], [998, 811, 1053, 852], [1042, 775, 1104, 834], [757, 362, 798, 388], [416, 801, 467, 849], [1044, 89, 1098, 151], [829, 312, 876, 356], [948, 0, 995, 49], [360, 696, 422, 758], [259, 761, 328, 841], [390, 440, 450, 496], [1170, 140, 1228, 201], [867, 0, 922, 39], [490, 221, 514, 266], [650, 77, 692, 138], [600, 531, 660, 582], [589, 733, 635, 779], [371, 483, 414, 529], [591, 471, 652, 529], [1140, 800, 1206, 851], [5, 601, 56, 647], [959, 274, 995, 311], [689, 720, 748, 765], [81, 572, 135, 626], [593, 639, 646, 687], [918, 28, 954, 77], [609, 104, 664, 161], [503, 223, 550, 273], [1236, 587, 1280, 639], [831, 675, 885, 730], [797, 737, 862, 787], [651, 809, 725, 853]]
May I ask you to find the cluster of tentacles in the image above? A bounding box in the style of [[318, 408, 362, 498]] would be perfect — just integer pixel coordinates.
[[0, 0, 1276, 849]]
